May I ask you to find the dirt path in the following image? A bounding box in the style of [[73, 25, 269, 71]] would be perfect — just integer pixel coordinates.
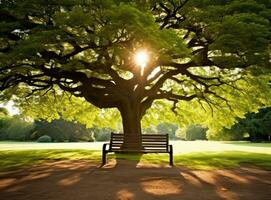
[[0, 159, 270, 200]]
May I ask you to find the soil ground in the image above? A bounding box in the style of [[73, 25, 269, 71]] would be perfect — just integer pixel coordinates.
[[0, 159, 270, 200]]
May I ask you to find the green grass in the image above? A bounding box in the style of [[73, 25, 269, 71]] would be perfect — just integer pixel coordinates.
[[0, 149, 101, 172], [0, 141, 270, 172], [1, 141, 270, 154], [156, 151, 271, 170]]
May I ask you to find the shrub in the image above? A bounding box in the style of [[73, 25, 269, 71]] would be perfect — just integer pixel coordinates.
[[156, 122, 178, 140], [0, 116, 34, 141], [37, 135, 52, 142], [185, 124, 207, 141], [34, 119, 95, 142], [208, 128, 249, 141], [94, 128, 113, 141]]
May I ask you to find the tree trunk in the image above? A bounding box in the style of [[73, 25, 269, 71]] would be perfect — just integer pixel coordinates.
[[119, 101, 143, 150]]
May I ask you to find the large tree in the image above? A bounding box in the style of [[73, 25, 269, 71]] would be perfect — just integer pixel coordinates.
[[0, 0, 271, 148]]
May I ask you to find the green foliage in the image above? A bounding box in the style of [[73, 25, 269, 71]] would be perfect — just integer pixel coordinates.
[[0, 0, 271, 137], [93, 127, 115, 141], [185, 124, 207, 141], [207, 128, 244, 141], [145, 73, 271, 137], [15, 91, 121, 129], [142, 122, 180, 140], [34, 118, 95, 142], [142, 125, 157, 134], [226, 107, 271, 141], [37, 135, 52, 143], [0, 116, 34, 141], [186, 0, 271, 57], [0, 107, 9, 117], [156, 122, 178, 140], [0, 114, 110, 142]]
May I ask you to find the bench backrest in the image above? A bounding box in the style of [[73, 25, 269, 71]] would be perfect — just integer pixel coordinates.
[[109, 133, 169, 152]]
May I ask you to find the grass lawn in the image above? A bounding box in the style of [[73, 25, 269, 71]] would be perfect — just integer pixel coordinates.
[[0, 141, 270, 172]]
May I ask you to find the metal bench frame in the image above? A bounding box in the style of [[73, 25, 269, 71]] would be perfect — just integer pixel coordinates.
[[102, 133, 173, 166]]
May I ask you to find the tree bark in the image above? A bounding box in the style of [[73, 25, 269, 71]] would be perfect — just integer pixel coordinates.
[[119, 100, 143, 150]]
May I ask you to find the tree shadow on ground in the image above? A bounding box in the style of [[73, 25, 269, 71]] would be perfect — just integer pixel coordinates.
[[114, 153, 143, 168], [0, 159, 270, 200]]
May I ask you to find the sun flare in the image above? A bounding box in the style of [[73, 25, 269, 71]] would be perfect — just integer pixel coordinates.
[[134, 50, 149, 75]]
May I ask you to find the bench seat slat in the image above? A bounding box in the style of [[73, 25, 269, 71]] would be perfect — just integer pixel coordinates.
[[111, 149, 169, 153], [111, 135, 168, 138], [142, 139, 168, 141], [112, 138, 168, 141], [111, 145, 168, 149], [111, 141, 167, 143], [111, 142, 168, 145]]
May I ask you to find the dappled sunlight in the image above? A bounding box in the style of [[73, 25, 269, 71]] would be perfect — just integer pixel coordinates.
[[217, 171, 250, 184], [240, 166, 270, 174], [184, 171, 217, 185], [136, 162, 171, 168], [0, 178, 16, 189], [141, 179, 182, 195], [101, 158, 117, 168], [215, 188, 241, 200], [5, 185, 25, 193], [116, 189, 135, 200], [57, 174, 81, 186], [24, 172, 51, 181], [0, 162, 270, 200], [102, 157, 173, 169], [43, 160, 95, 170], [181, 172, 202, 187]]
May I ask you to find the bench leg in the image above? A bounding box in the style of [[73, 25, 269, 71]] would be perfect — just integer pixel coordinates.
[[169, 145, 173, 166], [102, 152, 107, 165], [102, 144, 108, 165]]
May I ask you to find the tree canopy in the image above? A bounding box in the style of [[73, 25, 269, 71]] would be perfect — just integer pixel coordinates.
[[0, 0, 271, 145]]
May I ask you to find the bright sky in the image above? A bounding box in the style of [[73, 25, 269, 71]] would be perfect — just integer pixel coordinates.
[[0, 101, 20, 116]]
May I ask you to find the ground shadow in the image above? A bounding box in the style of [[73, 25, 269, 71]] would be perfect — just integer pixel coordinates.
[[115, 153, 143, 168], [0, 159, 271, 200]]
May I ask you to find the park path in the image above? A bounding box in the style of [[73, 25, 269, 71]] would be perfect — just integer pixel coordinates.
[[0, 159, 271, 200]]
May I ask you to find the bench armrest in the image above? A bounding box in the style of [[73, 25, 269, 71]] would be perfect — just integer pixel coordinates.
[[102, 143, 110, 165], [103, 143, 110, 152]]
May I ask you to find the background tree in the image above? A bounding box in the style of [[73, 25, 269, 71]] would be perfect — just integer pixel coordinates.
[[226, 107, 271, 141], [0, 115, 34, 141], [185, 124, 207, 141], [0, 0, 271, 148], [157, 122, 178, 139], [34, 118, 95, 142]]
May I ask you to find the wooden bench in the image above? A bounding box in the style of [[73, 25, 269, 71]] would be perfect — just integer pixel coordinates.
[[102, 133, 173, 166]]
